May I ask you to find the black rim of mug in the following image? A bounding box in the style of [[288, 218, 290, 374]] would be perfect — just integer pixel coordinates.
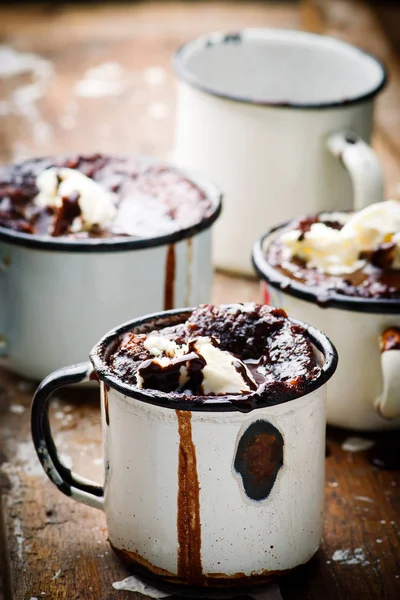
[[89, 304, 339, 412]]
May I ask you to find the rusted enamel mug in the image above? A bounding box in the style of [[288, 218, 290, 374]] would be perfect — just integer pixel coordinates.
[[31, 307, 337, 587], [0, 158, 221, 381], [253, 228, 400, 431]]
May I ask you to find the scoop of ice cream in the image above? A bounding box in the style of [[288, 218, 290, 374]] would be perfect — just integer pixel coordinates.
[[136, 335, 257, 395], [191, 337, 257, 394], [35, 167, 117, 230], [281, 223, 363, 275], [281, 200, 400, 275]]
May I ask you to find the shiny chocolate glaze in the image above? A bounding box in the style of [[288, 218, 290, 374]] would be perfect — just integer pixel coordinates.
[[0, 154, 212, 239], [266, 215, 400, 300]]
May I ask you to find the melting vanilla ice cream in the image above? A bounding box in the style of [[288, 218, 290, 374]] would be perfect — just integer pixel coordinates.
[[35, 167, 117, 230], [281, 200, 400, 275], [137, 335, 256, 395], [191, 337, 256, 395]]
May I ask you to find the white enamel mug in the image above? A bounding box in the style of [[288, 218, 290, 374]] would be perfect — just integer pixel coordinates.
[[173, 29, 387, 275], [253, 230, 400, 431], [31, 306, 337, 586], [0, 160, 221, 380]]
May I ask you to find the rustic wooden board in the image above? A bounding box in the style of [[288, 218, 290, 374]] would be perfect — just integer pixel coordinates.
[[1, 354, 400, 600], [0, 1, 400, 599]]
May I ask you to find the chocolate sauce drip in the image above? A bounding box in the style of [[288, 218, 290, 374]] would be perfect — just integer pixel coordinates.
[[176, 410, 202, 585], [138, 352, 206, 393], [136, 335, 257, 396], [184, 237, 193, 307], [138, 357, 180, 393], [164, 244, 176, 311], [233, 358, 257, 391], [246, 360, 267, 386], [185, 351, 206, 394], [52, 192, 81, 237]]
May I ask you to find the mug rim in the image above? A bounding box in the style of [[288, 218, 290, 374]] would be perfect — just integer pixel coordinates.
[[89, 304, 338, 413], [0, 156, 222, 253], [252, 224, 400, 314], [173, 28, 387, 110]]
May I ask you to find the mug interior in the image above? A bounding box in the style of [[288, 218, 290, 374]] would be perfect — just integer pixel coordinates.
[[174, 29, 385, 107]]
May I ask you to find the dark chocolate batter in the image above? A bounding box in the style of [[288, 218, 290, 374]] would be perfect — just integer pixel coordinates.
[[108, 303, 321, 405], [0, 154, 212, 238]]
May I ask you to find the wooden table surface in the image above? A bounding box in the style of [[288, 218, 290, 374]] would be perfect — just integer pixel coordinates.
[[0, 1, 400, 599]]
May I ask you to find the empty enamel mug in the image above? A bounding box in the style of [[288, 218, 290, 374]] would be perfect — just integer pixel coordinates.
[[253, 231, 400, 431], [0, 159, 221, 380], [31, 307, 337, 586], [173, 29, 386, 274]]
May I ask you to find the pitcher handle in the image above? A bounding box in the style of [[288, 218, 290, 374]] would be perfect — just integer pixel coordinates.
[[327, 131, 384, 211], [31, 362, 104, 510], [375, 327, 400, 420]]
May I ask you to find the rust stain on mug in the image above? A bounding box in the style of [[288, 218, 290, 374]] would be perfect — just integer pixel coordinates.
[[204, 566, 293, 586], [234, 420, 284, 501], [110, 543, 175, 578], [110, 540, 292, 586], [164, 243, 176, 311], [380, 327, 400, 352], [176, 409, 202, 585]]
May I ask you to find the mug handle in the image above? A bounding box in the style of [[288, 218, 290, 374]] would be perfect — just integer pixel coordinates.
[[327, 131, 384, 210], [375, 327, 400, 420], [31, 362, 104, 510]]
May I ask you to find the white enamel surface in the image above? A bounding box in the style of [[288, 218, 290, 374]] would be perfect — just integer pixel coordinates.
[[376, 349, 400, 420], [174, 30, 384, 274], [0, 228, 212, 380], [102, 381, 326, 577], [265, 285, 400, 430], [103, 388, 180, 573], [193, 391, 325, 574]]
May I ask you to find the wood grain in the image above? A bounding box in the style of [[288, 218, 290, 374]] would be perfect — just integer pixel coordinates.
[[1, 1, 400, 599]]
